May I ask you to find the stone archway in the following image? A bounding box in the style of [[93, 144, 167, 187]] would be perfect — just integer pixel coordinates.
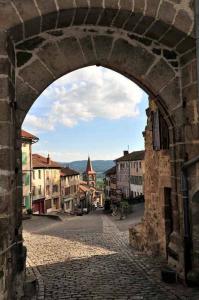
[[0, 1, 198, 298]]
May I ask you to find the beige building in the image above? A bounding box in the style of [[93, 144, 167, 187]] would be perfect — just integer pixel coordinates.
[[115, 151, 130, 199], [21, 130, 38, 212], [60, 167, 80, 213], [32, 154, 61, 214], [116, 150, 145, 200], [129, 151, 145, 198]]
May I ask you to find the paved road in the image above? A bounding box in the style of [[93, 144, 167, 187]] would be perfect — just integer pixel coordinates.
[[23, 207, 198, 300]]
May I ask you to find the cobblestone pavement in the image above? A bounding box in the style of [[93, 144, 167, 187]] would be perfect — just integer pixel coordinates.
[[23, 210, 199, 300]]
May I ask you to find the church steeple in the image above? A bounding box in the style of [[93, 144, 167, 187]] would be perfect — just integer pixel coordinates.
[[86, 156, 94, 173], [83, 156, 96, 188]]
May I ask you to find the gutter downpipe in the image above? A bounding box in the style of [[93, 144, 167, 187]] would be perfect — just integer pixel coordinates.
[[181, 155, 199, 282]]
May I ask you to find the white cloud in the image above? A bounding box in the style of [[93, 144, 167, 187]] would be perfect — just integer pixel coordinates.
[[24, 66, 144, 132], [24, 114, 55, 132]]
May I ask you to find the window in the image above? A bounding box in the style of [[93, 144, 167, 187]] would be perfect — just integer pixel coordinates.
[[46, 185, 50, 195], [33, 170, 35, 180], [32, 186, 35, 196], [38, 185, 42, 195], [139, 162, 141, 169], [152, 110, 169, 150], [46, 199, 52, 209], [38, 170, 41, 179], [65, 187, 70, 196], [53, 185, 58, 193], [130, 176, 143, 185]]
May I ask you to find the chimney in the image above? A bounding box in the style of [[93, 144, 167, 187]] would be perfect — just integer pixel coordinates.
[[123, 150, 129, 156], [47, 154, 50, 164]]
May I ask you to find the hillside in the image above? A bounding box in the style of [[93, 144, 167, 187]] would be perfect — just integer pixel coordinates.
[[59, 160, 115, 174]]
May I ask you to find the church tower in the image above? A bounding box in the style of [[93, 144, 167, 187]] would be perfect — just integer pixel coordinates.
[[83, 156, 96, 188]]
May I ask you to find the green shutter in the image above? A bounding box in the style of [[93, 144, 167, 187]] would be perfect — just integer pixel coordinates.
[[22, 152, 28, 165], [25, 173, 30, 186], [25, 196, 30, 209]]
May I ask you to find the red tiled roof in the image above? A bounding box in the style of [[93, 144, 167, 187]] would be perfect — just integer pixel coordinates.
[[61, 167, 79, 177], [21, 130, 39, 143], [33, 154, 61, 169]]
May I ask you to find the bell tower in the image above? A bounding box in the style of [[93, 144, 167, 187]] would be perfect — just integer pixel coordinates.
[[83, 156, 96, 188]]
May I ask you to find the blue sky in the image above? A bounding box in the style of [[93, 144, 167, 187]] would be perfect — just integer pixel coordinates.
[[23, 66, 148, 162]]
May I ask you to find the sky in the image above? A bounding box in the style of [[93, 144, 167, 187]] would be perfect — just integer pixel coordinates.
[[23, 66, 148, 162]]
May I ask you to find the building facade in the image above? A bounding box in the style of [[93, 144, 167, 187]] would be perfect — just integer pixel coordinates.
[[116, 151, 145, 200], [104, 166, 117, 205], [115, 151, 130, 199], [32, 154, 61, 214], [21, 130, 38, 212], [60, 167, 80, 214], [129, 152, 145, 198]]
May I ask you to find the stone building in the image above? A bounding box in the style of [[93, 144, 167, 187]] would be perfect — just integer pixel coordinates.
[[83, 156, 96, 188], [116, 151, 145, 200], [32, 154, 61, 214], [21, 130, 38, 212], [115, 151, 131, 199], [0, 1, 198, 297], [130, 99, 173, 260], [129, 151, 145, 198], [104, 166, 117, 205], [60, 167, 80, 214]]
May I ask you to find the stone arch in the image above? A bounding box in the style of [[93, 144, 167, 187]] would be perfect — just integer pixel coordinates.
[[0, 0, 198, 298], [15, 28, 180, 127]]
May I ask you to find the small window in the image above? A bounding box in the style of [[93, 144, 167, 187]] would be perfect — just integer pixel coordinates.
[[32, 186, 35, 196], [39, 185, 42, 195], [33, 170, 35, 180], [46, 185, 50, 195], [38, 170, 41, 179]]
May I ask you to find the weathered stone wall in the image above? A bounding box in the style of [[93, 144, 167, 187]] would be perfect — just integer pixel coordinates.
[[0, 32, 25, 299], [129, 99, 172, 257]]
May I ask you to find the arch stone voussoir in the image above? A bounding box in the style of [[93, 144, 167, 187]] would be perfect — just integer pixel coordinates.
[[109, 38, 156, 87], [18, 58, 54, 92], [36, 41, 72, 78], [144, 58, 176, 95]]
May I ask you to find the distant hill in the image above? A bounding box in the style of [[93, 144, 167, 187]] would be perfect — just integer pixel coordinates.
[[59, 160, 115, 174]]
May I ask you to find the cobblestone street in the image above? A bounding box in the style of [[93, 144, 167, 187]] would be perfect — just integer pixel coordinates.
[[24, 209, 199, 300]]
